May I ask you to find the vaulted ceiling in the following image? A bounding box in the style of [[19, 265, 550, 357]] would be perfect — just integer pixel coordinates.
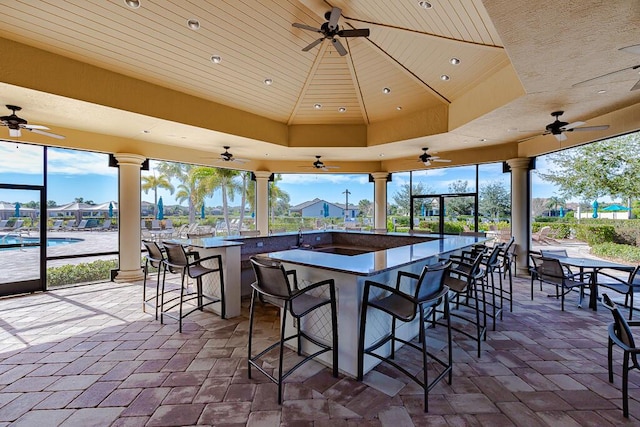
[[0, 0, 639, 173]]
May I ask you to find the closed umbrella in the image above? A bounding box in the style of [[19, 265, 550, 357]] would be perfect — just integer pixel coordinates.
[[14, 202, 20, 217], [200, 203, 205, 219], [156, 197, 164, 220], [108, 202, 114, 218], [592, 200, 599, 218]]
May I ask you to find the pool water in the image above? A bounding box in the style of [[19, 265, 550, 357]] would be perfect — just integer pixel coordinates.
[[0, 235, 83, 250]]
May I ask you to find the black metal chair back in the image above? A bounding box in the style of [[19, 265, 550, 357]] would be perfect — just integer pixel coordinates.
[[249, 256, 293, 301], [163, 241, 189, 274], [141, 240, 165, 319], [538, 257, 565, 285]]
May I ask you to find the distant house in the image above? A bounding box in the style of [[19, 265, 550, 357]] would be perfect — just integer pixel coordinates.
[[289, 198, 359, 218]]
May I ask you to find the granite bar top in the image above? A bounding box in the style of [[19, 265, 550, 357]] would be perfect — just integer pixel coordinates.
[[165, 237, 244, 249], [260, 234, 486, 276]]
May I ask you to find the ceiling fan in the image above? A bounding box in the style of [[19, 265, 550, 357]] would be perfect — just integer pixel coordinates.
[[572, 44, 640, 91], [300, 155, 339, 171], [419, 148, 451, 166], [518, 111, 610, 143], [215, 146, 248, 164], [0, 105, 65, 139], [292, 7, 370, 56]]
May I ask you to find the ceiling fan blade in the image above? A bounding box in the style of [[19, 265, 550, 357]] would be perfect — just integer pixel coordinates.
[[554, 133, 567, 142], [328, 7, 341, 31], [433, 159, 452, 163], [24, 124, 50, 130], [302, 38, 324, 52], [517, 134, 542, 143], [570, 125, 610, 132], [26, 128, 65, 139], [292, 23, 321, 33], [561, 121, 585, 131], [620, 44, 640, 55], [337, 28, 370, 38], [232, 158, 249, 164], [332, 38, 348, 56], [631, 78, 640, 91], [572, 64, 640, 87]]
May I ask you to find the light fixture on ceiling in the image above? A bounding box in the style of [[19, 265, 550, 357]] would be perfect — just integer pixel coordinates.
[[211, 55, 222, 64], [418, 1, 432, 9], [382, 87, 391, 94], [450, 57, 460, 65], [338, 107, 346, 113], [263, 78, 273, 85], [124, 0, 140, 9], [479, 138, 487, 142], [440, 74, 450, 81], [314, 103, 322, 109], [396, 106, 402, 111], [379, 153, 385, 157], [187, 19, 200, 30], [142, 130, 151, 134], [597, 89, 607, 94]]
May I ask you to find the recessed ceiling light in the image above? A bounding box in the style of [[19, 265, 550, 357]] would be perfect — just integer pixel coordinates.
[[450, 57, 460, 65], [314, 103, 322, 109], [396, 106, 402, 111], [264, 78, 273, 85], [338, 107, 346, 113], [211, 55, 222, 64], [418, 1, 432, 9], [479, 138, 487, 142], [142, 130, 151, 134], [187, 19, 200, 30], [440, 74, 450, 81], [124, 0, 140, 9], [382, 87, 391, 94], [379, 153, 385, 157], [597, 89, 607, 94]]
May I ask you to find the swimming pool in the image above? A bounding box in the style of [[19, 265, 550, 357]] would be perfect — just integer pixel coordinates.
[[0, 235, 83, 250]]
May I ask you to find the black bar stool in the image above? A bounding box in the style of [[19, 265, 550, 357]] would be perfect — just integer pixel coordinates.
[[141, 240, 165, 319], [357, 261, 452, 412], [248, 256, 338, 404], [160, 241, 225, 332]]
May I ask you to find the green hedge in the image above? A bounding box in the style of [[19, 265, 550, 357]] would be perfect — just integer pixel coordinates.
[[591, 242, 640, 264], [47, 259, 118, 287], [574, 224, 616, 245]]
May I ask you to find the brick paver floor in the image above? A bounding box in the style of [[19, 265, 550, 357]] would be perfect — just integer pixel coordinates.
[[0, 272, 637, 426]]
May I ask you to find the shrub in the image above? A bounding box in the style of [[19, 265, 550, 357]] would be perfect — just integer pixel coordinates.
[[444, 221, 465, 234], [575, 224, 616, 245], [47, 259, 118, 287], [591, 242, 640, 264]]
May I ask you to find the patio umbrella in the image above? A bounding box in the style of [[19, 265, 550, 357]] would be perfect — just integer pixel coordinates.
[[156, 197, 164, 220], [559, 206, 564, 217], [108, 202, 113, 218], [14, 202, 20, 217], [591, 200, 599, 218], [323, 202, 329, 218], [602, 204, 629, 212], [200, 203, 205, 219]]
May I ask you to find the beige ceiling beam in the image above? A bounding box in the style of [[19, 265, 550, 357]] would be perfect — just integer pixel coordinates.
[[367, 105, 449, 146], [0, 37, 289, 148]]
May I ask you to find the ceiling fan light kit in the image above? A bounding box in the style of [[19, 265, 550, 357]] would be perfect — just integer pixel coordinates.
[[418, 147, 451, 167], [518, 111, 610, 143], [0, 105, 65, 140]]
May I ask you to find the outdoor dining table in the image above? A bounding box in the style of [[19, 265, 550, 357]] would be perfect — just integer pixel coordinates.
[[546, 255, 634, 311]]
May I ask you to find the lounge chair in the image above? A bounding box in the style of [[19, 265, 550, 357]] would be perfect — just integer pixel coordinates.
[[532, 226, 553, 244], [151, 219, 161, 230], [5, 220, 24, 231], [49, 219, 64, 231], [63, 219, 76, 231], [92, 219, 112, 231], [74, 219, 90, 230]]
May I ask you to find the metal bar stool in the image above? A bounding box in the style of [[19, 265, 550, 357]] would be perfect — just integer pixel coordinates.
[[248, 256, 338, 404], [141, 240, 165, 319], [160, 241, 225, 332], [357, 261, 452, 412]]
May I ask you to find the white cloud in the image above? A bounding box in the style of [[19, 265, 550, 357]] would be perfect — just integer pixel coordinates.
[[0, 144, 114, 176], [280, 173, 369, 185]]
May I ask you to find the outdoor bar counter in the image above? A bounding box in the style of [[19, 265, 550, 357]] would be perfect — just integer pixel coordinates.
[[257, 232, 485, 377]]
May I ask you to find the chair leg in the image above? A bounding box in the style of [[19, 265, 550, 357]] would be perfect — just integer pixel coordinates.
[[445, 295, 452, 384], [160, 266, 167, 325], [218, 264, 226, 319], [608, 337, 614, 383], [142, 261, 148, 313], [623, 351, 630, 417], [178, 272, 186, 333], [357, 291, 369, 381], [629, 293, 634, 321], [248, 290, 257, 379], [330, 285, 338, 378], [277, 303, 289, 405], [419, 309, 429, 412], [154, 263, 162, 320]]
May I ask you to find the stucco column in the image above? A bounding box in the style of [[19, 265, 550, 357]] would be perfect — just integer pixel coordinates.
[[371, 172, 389, 231], [507, 158, 532, 276], [254, 171, 271, 236], [114, 153, 146, 282]]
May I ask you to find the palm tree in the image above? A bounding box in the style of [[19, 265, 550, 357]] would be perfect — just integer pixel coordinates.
[[269, 174, 288, 220], [190, 167, 242, 234], [141, 173, 174, 218], [156, 162, 196, 221], [545, 196, 566, 217]]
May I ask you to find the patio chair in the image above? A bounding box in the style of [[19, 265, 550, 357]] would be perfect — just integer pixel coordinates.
[[74, 219, 89, 230], [6, 220, 24, 231], [538, 257, 589, 311], [141, 240, 165, 320], [532, 226, 554, 244], [357, 261, 452, 412], [49, 219, 64, 231], [63, 219, 76, 231], [602, 293, 640, 418], [92, 219, 112, 231], [529, 251, 544, 300], [596, 266, 640, 320], [151, 219, 161, 230], [0, 219, 8, 230], [248, 256, 338, 405]]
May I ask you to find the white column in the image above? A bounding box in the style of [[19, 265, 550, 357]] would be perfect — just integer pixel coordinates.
[[371, 172, 389, 231], [507, 158, 531, 276], [254, 171, 271, 236], [114, 153, 146, 282]]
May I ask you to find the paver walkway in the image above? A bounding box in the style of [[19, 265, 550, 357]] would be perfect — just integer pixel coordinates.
[[0, 272, 637, 425]]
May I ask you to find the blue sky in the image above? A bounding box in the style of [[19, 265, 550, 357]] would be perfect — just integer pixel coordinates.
[[0, 141, 566, 207]]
